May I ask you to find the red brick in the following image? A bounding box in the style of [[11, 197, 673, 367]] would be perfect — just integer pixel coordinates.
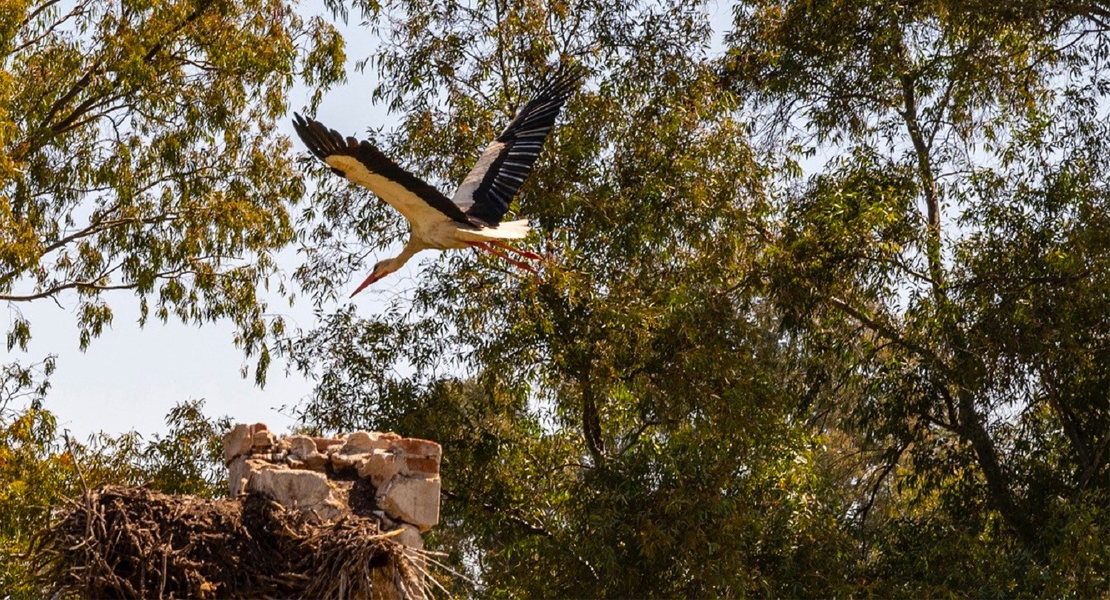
[[404, 456, 440, 475], [390, 438, 442, 461]]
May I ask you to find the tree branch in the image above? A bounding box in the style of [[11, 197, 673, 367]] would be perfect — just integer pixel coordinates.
[[18, 0, 64, 30], [42, 213, 180, 255], [442, 488, 600, 581], [953, 386, 1036, 548], [21, 0, 220, 155], [898, 71, 945, 299], [617, 418, 661, 457], [825, 294, 947, 373], [580, 362, 606, 465], [857, 440, 910, 527], [12, 0, 84, 54], [0, 267, 200, 302]]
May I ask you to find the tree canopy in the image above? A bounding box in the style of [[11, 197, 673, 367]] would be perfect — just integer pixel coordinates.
[[2, 0, 1109, 597], [289, 0, 1109, 595], [0, 0, 351, 378], [725, 0, 1110, 590]]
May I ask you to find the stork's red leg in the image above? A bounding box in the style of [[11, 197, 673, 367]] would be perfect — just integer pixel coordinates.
[[486, 240, 543, 261], [469, 242, 537, 273]]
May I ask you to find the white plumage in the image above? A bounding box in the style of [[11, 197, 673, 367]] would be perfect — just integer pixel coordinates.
[[294, 66, 584, 296]]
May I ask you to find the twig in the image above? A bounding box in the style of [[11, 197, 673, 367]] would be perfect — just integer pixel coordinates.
[[61, 430, 89, 497]]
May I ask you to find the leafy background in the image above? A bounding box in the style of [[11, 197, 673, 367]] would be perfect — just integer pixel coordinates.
[[3, 0, 1109, 597]]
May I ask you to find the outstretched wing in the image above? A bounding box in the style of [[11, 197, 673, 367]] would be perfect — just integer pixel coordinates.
[[293, 114, 473, 227], [452, 65, 585, 227]]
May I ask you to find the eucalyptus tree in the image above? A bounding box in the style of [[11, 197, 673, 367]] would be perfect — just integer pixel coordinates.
[[290, 0, 851, 597], [724, 0, 1110, 593], [0, 2, 359, 592], [0, 0, 355, 381]]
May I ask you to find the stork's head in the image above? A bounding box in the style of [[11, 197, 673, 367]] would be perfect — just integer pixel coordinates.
[[350, 258, 399, 297]]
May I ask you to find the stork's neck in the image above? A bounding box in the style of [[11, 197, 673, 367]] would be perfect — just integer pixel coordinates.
[[386, 239, 424, 273]]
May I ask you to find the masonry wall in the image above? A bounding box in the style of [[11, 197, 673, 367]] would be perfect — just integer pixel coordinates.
[[222, 423, 443, 553]]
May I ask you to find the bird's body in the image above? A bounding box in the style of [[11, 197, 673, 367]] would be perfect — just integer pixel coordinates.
[[294, 66, 583, 295], [322, 153, 532, 250]]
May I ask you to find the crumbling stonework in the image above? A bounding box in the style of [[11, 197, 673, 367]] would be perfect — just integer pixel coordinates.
[[34, 425, 442, 599], [40, 486, 429, 599], [222, 423, 442, 549]]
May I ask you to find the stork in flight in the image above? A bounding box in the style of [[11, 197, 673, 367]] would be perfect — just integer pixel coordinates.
[[293, 66, 584, 297]]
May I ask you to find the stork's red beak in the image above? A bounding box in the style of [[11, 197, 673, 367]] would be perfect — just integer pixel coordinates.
[[350, 272, 382, 298]]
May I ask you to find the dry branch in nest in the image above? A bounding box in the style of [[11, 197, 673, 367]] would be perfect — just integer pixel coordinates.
[[32, 485, 436, 599]]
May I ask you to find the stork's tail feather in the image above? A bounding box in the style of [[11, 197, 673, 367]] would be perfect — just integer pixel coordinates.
[[458, 219, 531, 241]]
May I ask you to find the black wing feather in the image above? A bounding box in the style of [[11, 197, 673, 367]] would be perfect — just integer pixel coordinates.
[[465, 65, 585, 226], [292, 114, 472, 225]]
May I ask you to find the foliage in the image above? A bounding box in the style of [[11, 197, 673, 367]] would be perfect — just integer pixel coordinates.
[[0, 0, 354, 382], [724, 0, 1110, 593], [282, 0, 1110, 596], [2, 0, 1109, 597], [0, 365, 226, 599], [289, 0, 855, 597]]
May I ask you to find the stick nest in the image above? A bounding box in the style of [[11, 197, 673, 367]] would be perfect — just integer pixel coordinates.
[[32, 485, 429, 599]]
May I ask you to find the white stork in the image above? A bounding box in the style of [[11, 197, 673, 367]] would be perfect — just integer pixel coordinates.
[[293, 66, 584, 297]]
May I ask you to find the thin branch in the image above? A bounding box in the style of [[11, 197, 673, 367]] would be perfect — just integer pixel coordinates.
[[441, 488, 600, 581], [899, 71, 946, 298], [12, 0, 86, 54], [617, 419, 661, 456], [857, 441, 910, 527], [580, 366, 606, 465], [21, 0, 219, 155], [42, 213, 181, 254], [62, 430, 90, 498], [34, 59, 105, 142], [825, 294, 947, 373], [18, 0, 64, 30], [0, 267, 200, 302]]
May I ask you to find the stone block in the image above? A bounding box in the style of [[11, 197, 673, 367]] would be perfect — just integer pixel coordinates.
[[251, 429, 276, 452], [306, 497, 347, 523], [227, 457, 249, 495], [395, 522, 427, 591], [288, 435, 329, 470], [249, 468, 330, 505], [330, 451, 369, 469], [340, 430, 400, 455], [247, 468, 348, 523], [227, 457, 278, 496], [288, 436, 313, 456], [390, 438, 442, 461], [402, 455, 440, 476], [312, 436, 343, 453], [224, 425, 443, 534], [256, 451, 287, 463], [222, 424, 253, 465], [391, 438, 442, 476], [379, 475, 440, 531], [357, 449, 401, 487], [395, 523, 424, 551]]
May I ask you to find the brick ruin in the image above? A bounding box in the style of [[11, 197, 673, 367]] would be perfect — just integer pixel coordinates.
[[222, 423, 442, 550]]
